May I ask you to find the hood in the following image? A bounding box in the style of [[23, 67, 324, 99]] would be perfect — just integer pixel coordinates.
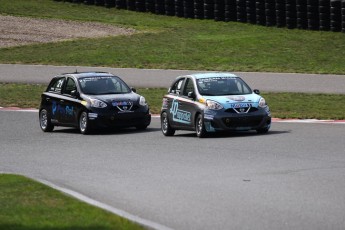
[[83, 92, 140, 104], [202, 93, 261, 109]]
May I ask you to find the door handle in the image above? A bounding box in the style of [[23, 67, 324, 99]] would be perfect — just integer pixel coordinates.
[[60, 99, 64, 103]]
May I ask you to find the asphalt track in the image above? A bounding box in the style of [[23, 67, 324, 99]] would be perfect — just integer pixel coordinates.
[[1, 63, 345, 94], [1, 111, 345, 230], [1, 65, 345, 230]]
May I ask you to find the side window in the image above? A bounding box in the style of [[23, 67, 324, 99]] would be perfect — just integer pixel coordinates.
[[48, 77, 65, 94], [169, 78, 185, 95], [182, 78, 195, 96], [63, 78, 77, 95]]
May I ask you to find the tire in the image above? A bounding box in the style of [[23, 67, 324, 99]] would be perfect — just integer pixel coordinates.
[[161, 112, 175, 136], [79, 111, 90, 135], [39, 109, 54, 132], [256, 127, 269, 134], [195, 114, 207, 138]]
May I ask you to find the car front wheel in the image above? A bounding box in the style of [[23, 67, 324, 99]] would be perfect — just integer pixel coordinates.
[[161, 112, 175, 136], [79, 111, 90, 134], [39, 109, 54, 132], [195, 114, 207, 138]]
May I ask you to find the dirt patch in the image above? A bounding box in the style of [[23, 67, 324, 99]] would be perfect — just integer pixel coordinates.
[[0, 15, 136, 48]]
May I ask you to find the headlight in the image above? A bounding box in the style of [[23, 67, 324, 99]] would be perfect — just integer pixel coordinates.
[[259, 97, 267, 108], [90, 99, 107, 108], [206, 100, 223, 110], [139, 96, 147, 106]]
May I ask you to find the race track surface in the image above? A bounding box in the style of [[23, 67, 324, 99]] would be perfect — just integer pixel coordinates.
[[1, 111, 345, 230], [1, 64, 345, 94]]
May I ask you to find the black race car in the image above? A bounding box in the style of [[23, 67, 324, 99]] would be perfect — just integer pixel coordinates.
[[39, 72, 151, 134], [160, 72, 271, 137]]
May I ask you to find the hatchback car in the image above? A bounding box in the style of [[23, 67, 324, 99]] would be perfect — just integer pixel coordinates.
[[160, 72, 271, 137], [39, 72, 151, 134]]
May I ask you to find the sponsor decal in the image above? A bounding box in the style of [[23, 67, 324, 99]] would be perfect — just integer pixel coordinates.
[[52, 101, 57, 115], [199, 98, 206, 103], [198, 77, 236, 84], [169, 99, 191, 124], [229, 103, 252, 108], [65, 106, 73, 116], [162, 98, 169, 109], [112, 101, 133, 112], [52, 101, 74, 116], [204, 109, 217, 115], [204, 114, 214, 120], [79, 76, 112, 83], [88, 113, 98, 120]]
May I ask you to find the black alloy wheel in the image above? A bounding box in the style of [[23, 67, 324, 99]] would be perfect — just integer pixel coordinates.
[[161, 112, 175, 136], [39, 109, 54, 132]]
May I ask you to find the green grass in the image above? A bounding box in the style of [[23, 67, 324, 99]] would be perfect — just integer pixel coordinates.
[[1, 83, 344, 119], [0, 174, 145, 230], [1, 0, 345, 74]]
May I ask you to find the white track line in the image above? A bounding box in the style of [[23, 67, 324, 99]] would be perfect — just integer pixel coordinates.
[[36, 178, 174, 230], [0, 172, 174, 230]]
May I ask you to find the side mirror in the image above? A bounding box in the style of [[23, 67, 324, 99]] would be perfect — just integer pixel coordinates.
[[188, 91, 196, 99], [131, 87, 137, 93], [71, 90, 79, 98], [253, 89, 260, 94]]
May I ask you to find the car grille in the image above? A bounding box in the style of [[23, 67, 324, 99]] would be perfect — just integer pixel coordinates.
[[113, 104, 139, 112], [222, 116, 263, 128], [224, 107, 258, 114]]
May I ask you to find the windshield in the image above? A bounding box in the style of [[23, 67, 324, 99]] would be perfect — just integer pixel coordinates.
[[78, 76, 131, 95], [196, 77, 252, 96]]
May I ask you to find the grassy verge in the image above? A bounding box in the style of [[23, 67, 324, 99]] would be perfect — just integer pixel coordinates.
[[0, 174, 145, 230], [1, 0, 345, 74], [1, 83, 344, 119]]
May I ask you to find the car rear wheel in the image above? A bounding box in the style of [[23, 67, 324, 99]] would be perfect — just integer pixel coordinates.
[[79, 111, 90, 135], [39, 109, 54, 132], [161, 112, 175, 136], [196, 114, 207, 138]]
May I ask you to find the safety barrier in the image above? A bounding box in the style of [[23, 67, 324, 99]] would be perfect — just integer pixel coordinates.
[[54, 0, 345, 32]]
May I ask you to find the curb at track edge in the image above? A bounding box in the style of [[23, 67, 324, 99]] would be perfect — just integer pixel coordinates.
[[0, 172, 174, 230]]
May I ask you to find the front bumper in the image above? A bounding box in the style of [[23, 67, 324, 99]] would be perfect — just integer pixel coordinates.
[[203, 107, 271, 132], [87, 107, 151, 129]]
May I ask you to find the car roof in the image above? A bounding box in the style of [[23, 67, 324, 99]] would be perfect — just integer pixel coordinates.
[[59, 71, 115, 79], [182, 72, 239, 79]]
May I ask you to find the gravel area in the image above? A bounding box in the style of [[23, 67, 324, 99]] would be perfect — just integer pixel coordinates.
[[0, 15, 136, 48]]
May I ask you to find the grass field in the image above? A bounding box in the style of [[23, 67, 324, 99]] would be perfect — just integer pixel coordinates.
[[0, 174, 145, 230], [1, 0, 345, 74]]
